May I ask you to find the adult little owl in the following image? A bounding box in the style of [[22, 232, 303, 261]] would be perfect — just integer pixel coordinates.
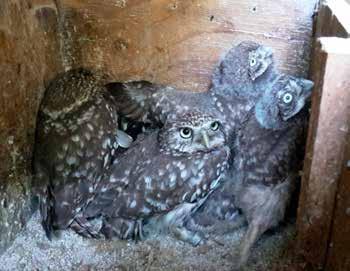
[[34, 68, 132, 239], [82, 110, 230, 246]]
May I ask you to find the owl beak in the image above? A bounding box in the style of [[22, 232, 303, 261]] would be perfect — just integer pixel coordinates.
[[201, 131, 210, 148]]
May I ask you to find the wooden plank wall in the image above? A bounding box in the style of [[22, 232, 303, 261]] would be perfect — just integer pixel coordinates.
[[326, 126, 350, 270], [56, 0, 316, 91], [0, 0, 63, 254], [296, 1, 350, 270]]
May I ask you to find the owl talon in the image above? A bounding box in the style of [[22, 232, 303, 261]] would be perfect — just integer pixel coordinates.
[[134, 219, 146, 241], [70, 218, 102, 239], [172, 226, 206, 246]]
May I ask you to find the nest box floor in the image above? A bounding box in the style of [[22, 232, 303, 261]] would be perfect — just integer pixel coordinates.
[[0, 212, 297, 271]]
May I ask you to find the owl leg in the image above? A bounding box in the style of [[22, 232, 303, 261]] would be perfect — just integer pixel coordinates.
[[134, 219, 146, 241], [237, 221, 263, 267], [70, 215, 102, 238], [171, 226, 206, 246], [101, 217, 136, 240], [237, 176, 295, 267]]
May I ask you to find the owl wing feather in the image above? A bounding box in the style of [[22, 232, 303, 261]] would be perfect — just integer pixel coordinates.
[[106, 81, 213, 126], [35, 93, 128, 238], [84, 134, 229, 222]]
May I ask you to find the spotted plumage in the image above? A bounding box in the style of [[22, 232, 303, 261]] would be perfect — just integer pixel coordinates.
[[34, 68, 132, 239], [196, 74, 314, 266], [107, 41, 276, 227], [211, 40, 276, 100], [81, 110, 230, 245], [108, 41, 276, 141], [232, 75, 313, 265]]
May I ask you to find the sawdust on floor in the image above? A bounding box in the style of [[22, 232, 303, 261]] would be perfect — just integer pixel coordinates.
[[0, 212, 298, 271]]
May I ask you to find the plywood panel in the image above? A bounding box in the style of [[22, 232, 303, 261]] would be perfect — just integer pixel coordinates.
[[326, 134, 350, 271], [315, 0, 350, 38], [57, 0, 316, 91], [296, 37, 350, 269], [0, 0, 63, 254]]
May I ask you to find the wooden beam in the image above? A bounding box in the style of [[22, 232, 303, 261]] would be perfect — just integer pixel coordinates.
[[296, 37, 350, 269], [315, 0, 350, 38], [325, 127, 350, 270]]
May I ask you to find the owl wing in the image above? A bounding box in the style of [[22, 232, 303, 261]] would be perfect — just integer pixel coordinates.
[[106, 81, 164, 124], [35, 95, 131, 238], [240, 116, 306, 187], [106, 81, 211, 127], [87, 133, 229, 222]]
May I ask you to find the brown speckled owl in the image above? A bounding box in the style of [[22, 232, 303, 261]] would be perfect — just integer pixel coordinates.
[[231, 74, 314, 266], [211, 40, 276, 100], [106, 41, 276, 225], [82, 110, 230, 246], [107, 41, 276, 142], [34, 68, 132, 239]]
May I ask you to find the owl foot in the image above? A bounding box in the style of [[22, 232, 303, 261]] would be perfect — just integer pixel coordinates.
[[187, 213, 246, 236], [235, 222, 262, 269], [101, 217, 144, 241], [70, 216, 102, 238], [134, 219, 146, 241], [172, 226, 206, 246]]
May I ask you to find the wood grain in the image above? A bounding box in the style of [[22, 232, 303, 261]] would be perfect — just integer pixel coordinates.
[[57, 0, 316, 91], [326, 127, 350, 271], [296, 37, 350, 270], [296, 1, 350, 268], [0, 0, 63, 254]]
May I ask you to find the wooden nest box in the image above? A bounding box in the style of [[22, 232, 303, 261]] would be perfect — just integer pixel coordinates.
[[0, 0, 349, 270]]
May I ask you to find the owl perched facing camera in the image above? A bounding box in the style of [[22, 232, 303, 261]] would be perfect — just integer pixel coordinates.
[[82, 110, 230, 246], [34, 69, 132, 239]]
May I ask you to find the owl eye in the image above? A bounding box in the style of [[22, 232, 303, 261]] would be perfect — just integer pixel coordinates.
[[282, 93, 293, 104], [250, 57, 257, 66], [180, 127, 193, 139], [210, 121, 220, 131]]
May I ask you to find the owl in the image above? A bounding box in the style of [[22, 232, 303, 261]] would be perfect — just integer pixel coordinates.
[[107, 41, 275, 139], [34, 68, 133, 239], [211, 40, 276, 100], [107, 41, 276, 226], [81, 110, 230, 246], [225, 74, 313, 266]]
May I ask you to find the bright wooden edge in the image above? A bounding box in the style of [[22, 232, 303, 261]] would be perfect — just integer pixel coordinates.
[[327, 0, 350, 34], [319, 37, 350, 54]]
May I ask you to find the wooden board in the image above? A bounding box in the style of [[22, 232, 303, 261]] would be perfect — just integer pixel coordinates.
[[296, 1, 350, 268], [0, 0, 63, 254], [57, 0, 316, 91], [315, 0, 350, 38], [296, 37, 350, 269], [326, 130, 350, 270]]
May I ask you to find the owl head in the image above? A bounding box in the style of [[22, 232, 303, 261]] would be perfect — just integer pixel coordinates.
[[158, 111, 226, 155], [247, 44, 274, 81], [211, 41, 275, 98], [41, 69, 102, 119], [255, 74, 314, 129]]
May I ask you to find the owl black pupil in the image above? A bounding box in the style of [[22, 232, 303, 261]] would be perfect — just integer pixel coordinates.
[[211, 122, 219, 130], [183, 128, 190, 135]]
